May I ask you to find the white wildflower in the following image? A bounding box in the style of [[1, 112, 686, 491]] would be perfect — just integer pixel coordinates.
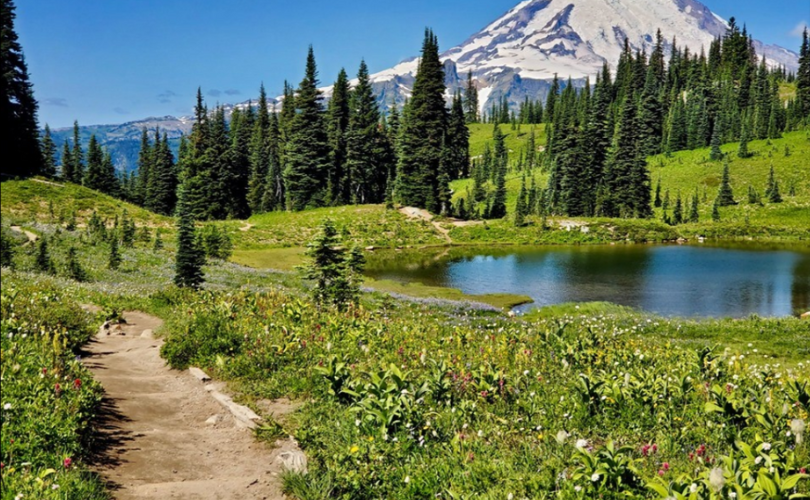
[[2, 403, 11, 411], [555, 430, 569, 444], [690, 483, 698, 493], [761, 442, 771, 451], [591, 473, 600, 482], [709, 468, 725, 492], [791, 419, 806, 444], [404, 476, 410, 484], [755, 456, 762, 465], [575, 439, 589, 450]]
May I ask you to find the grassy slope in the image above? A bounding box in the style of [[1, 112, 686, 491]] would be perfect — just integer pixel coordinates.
[[0, 178, 171, 227], [450, 129, 810, 244]]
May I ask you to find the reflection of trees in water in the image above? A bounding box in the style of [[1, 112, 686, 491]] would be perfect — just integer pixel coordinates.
[[792, 255, 810, 313]]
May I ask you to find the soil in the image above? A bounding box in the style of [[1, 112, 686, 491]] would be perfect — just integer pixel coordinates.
[[82, 311, 297, 500]]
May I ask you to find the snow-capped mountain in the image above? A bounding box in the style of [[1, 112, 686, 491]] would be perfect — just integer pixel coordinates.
[[60, 0, 799, 171], [368, 0, 799, 113]]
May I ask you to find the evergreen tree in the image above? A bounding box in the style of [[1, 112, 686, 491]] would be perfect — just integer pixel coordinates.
[[766, 166, 782, 203], [709, 121, 723, 160], [69, 121, 84, 183], [174, 185, 205, 289], [797, 28, 810, 120], [61, 140, 73, 181], [716, 159, 736, 206], [40, 124, 57, 177], [0, 227, 14, 268], [108, 237, 121, 270], [135, 128, 152, 205], [227, 105, 252, 218], [153, 231, 163, 251], [514, 175, 527, 226], [150, 133, 177, 215], [654, 178, 662, 207], [65, 247, 88, 282], [327, 69, 351, 204], [689, 191, 699, 222], [463, 70, 479, 123], [638, 67, 663, 157], [84, 134, 106, 191], [247, 85, 270, 214], [445, 91, 470, 180], [737, 113, 752, 158], [396, 30, 447, 212], [603, 96, 652, 218], [299, 219, 357, 309], [673, 191, 683, 224], [284, 47, 330, 211], [712, 196, 721, 221], [1, 0, 42, 177], [35, 237, 53, 273], [346, 60, 386, 204]]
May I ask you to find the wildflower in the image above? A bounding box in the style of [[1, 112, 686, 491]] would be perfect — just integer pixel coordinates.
[[709, 467, 725, 491], [2, 403, 10, 411], [51, 485, 59, 490], [761, 442, 771, 451], [555, 430, 569, 444], [575, 439, 588, 450], [591, 473, 600, 482], [404, 476, 410, 484], [690, 483, 698, 493], [755, 456, 762, 465], [508, 494, 514, 500], [574, 486, 582, 492], [662, 462, 670, 471], [63, 457, 72, 469], [73, 378, 81, 390], [729, 493, 737, 499], [790, 419, 806, 444]]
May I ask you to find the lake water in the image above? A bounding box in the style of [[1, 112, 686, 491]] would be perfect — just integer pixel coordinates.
[[365, 244, 810, 317]]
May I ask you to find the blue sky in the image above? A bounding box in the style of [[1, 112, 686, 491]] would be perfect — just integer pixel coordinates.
[[15, 0, 808, 129]]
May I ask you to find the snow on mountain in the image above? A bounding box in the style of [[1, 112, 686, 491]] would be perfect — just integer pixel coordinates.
[[368, 0, 800, 113]]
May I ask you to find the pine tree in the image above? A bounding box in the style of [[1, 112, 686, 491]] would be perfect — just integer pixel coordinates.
[[69, 121, 84, 183], [284, 47, 330, 211], [135, 128, 152, 205], [766, 166, 782, 203], [227, 105, 252, 218], [346, 60, 386, 204], [396, 30, 447, 212], [514, 175, 527, 226], [35, 237, 53, 273], [84, 134, 106, 191], [463, 70, 479, 123], [65, 247, 88, 282], [709, 121, 723, 160], [603, 96, 652, 218], [174, 185, 205, 289], [673, 192, 683, 224], [40, 125, 57, 177], [108, 237, 121, 270], [150, 133, 177, 215], [654, 178, 662, 207], [737, 113, 752, 158], [445, 91, 470, 180], [153, 231, 163, 251], [300, 219, 350, 308], [0, 227, 14, 268], [1, 0, 42, 177], [327, 69, 351, 204], [716, 159, 736, 206], [797, 28, 810, 120], [689, 191, 699, 222], [247, 85, 270, 214], [712, 196, 721, 221]]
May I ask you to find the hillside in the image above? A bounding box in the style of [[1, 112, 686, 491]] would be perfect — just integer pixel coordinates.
[[0, 178, 172, 227]]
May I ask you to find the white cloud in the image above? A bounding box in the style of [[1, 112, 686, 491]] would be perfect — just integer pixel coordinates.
[[789, 21, 809, 37]]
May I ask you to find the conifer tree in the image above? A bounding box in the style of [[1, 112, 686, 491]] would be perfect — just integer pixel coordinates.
[[35, 237, 54, 274], [135, 128, 152, 204], [227, 105, 253, 218], [514, 175, 527, 227], [737, 114, 752, 158], [174, 185, 205, 289], [654, 179, 662, 207], [445, 91, 470, 180], [766, 166, 782, 203], [1, 0, 42, 177], [603, 96, 652, 218], [108, 237, 121, 270], [463, 70, 479, 123], [327, 69, 351, 204], [284, 47, 330, 211], [84, 134, 106, 191], [673, 192, 683, 224], [797, 28, 810, 119], [0, 228, 14, 268], [712, 196, 721, 221], [247, 85, 271, 213], [396, 30, 447, 212], [709, 121, 723, 160], [40, 125, 57, 177], [716, 159, 736, 206], [69, 121, 84, 183], [346, 60, 386, 204], [65, 247, 88, 282], [689, 191, 699, 223]]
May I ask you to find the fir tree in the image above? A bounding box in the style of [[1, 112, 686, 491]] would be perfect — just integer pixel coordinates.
[[284, 47, 330, 210], [65, 247, 88, 282], [396, 30, 447, 212], [737, 114, 752, 158], [709, 121, 723, 160], [327, 69, 351, 204], [0, 227, 14, 268], [514, 175, 528, 227], [35, 237, 53, 273], [689, 191, 699, 222], [150, 133, 177, 216], [40, 125, 57, 177], [603, 96, 652, 218], [153, 231, 163, 251], [69, 121, 84, 183], [463, 70, 479, 123], [716, 159, 737, 206], [445, 91, 470, 180], [108, 237, 121, 270], [84, 134, 106, 191], [174, 185, 205, 289], [766, 166, 782, 203], [1, 0, 42, 177], [673, 192, 683, 224], [135, 128, 152, 204], [654, 178, 662, 207], [797, 28, 810, 119], [712, 196, 721, 221], [247, 85, 271, 213], [300, 219, 352, 309], [346, 60, 386, 204]]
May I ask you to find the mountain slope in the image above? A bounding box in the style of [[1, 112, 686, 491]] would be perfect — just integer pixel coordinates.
[[370, 0, 799, 112], [57, 0, 799, 172]]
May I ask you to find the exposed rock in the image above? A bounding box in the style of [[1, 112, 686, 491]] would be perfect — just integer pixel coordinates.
[[189, 367, 212, 383], [276, 450, 308, 474]]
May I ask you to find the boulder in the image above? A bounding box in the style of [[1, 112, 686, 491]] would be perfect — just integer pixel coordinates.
[[276, 450, 308, 474], [189, 367, 212, 382], [801, 311, 810, 320]]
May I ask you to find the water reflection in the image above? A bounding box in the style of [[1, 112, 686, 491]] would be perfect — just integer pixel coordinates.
[[365, 244, 810, 318]]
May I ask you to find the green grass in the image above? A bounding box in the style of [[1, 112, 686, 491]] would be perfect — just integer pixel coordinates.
[[229, 204, 447, 250], [0, 178, 171, 227], [365, 277, 532, 310], [467, 122, 547, 159]]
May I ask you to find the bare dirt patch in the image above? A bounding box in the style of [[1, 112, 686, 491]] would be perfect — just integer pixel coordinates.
[[83, 311, 298, 499]]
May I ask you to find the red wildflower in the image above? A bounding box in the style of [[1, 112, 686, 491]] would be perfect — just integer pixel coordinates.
[[73, 378, 81, 390], [63, 457, 72, 468]]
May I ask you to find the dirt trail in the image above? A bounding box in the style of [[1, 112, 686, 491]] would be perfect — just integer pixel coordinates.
[[82, 311, 296, 500], [9, 225, 38, 243], [398, 206, 453, 243]]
